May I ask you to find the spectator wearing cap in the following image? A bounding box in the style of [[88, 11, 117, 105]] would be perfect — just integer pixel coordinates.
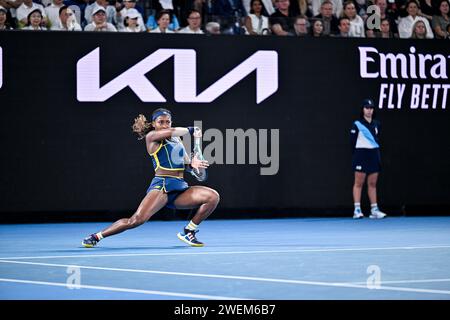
[[0, 5, 13, 30], [150, 9, 174, 33], [45, 0, 64, 29], [84, 6, 117, 31], [205, 21, 221, 34], [119, 8, 143, 32], [115, 0, 145, 32], [177, 9, 204, 34], [85, 0, 116, 26], [22, 7, 47, 30], [16, 0, 47, 28], [51, 5, 81, 30], [115, 0, 144, 17]]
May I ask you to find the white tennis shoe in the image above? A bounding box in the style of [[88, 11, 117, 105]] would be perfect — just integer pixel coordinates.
[[369, 210, 387, 219], [353, 210, 364, 219]]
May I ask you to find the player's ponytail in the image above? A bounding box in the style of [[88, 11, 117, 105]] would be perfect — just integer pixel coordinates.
[[132, 114, 153, 140]]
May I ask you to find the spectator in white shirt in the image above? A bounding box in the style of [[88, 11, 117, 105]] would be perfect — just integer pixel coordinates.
[[85, 0, 115, 25], [115, 0, 145, 32], [22, 7, 46, 30], [51, 5, 81, 30], [398, 0, 434, 38], [84, 6, 117, 31], [44, 0, 64, 28], [41, 0, 53, 7], [341, 0, 365, 37], [16, 0, 47, 27], [177, 9, 204, 34], [119, 8, 143, 32], [244, 0, 270, 35]]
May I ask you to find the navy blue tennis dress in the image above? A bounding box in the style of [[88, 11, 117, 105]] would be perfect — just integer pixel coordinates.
[[147, 137, 189, 208], [350, 118, 381, 174]]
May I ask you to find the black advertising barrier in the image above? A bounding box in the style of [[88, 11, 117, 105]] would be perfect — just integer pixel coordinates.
[[0, 32, 449, 221]]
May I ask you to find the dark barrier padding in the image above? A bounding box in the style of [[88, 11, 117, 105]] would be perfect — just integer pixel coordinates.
[[0, 33, 449, 222]]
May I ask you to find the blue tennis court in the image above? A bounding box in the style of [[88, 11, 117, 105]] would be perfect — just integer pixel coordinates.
[[1, 216, 449, 300]]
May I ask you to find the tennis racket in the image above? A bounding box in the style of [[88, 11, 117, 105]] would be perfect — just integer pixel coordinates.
[[191, 128, 208, 182]]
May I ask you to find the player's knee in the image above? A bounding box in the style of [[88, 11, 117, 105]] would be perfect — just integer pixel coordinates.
[[354, 180, 364, 188], [209, 189, 220, 206], [368, 181, 377, 188]]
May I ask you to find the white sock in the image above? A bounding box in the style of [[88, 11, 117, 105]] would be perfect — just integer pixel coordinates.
[[371, 204, 379, 212], [185, 220, 198, 231], [95, 232, 104, 240], [354, 203, 361, 212]]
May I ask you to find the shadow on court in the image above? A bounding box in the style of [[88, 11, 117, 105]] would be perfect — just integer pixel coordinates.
[[1, 217, 449, 300]]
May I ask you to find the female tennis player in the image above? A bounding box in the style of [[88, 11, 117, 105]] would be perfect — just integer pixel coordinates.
[[82, 108, 220, 247], [350, 99, 387, 219]]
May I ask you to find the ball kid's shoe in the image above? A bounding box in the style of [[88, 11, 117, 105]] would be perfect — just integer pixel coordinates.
[[369, 210, 387, 219], [177, 228, 204, 247], [353, 208, 364, 219]]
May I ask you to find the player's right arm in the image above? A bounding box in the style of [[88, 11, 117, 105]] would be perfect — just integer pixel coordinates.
[[146, 127, 192, 143], [145, 127, 196, 155]]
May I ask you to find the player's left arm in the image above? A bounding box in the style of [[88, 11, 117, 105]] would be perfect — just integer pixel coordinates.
[[350, 121, 358, 153], [181, 139, 208, 172]]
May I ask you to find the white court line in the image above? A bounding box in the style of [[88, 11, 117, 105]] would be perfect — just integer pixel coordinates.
[[350, 278, 450, 285], [1, 244, 450, 260], [0, 278, 247, 300], [1, 259, 450, 296]]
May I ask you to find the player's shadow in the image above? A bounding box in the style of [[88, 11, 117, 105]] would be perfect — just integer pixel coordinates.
[[94, 245, 190, 251], [53, 245, 190, 253]]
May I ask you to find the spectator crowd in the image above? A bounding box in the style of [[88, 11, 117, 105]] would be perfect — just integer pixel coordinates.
[[0, 0, 448, 38]]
